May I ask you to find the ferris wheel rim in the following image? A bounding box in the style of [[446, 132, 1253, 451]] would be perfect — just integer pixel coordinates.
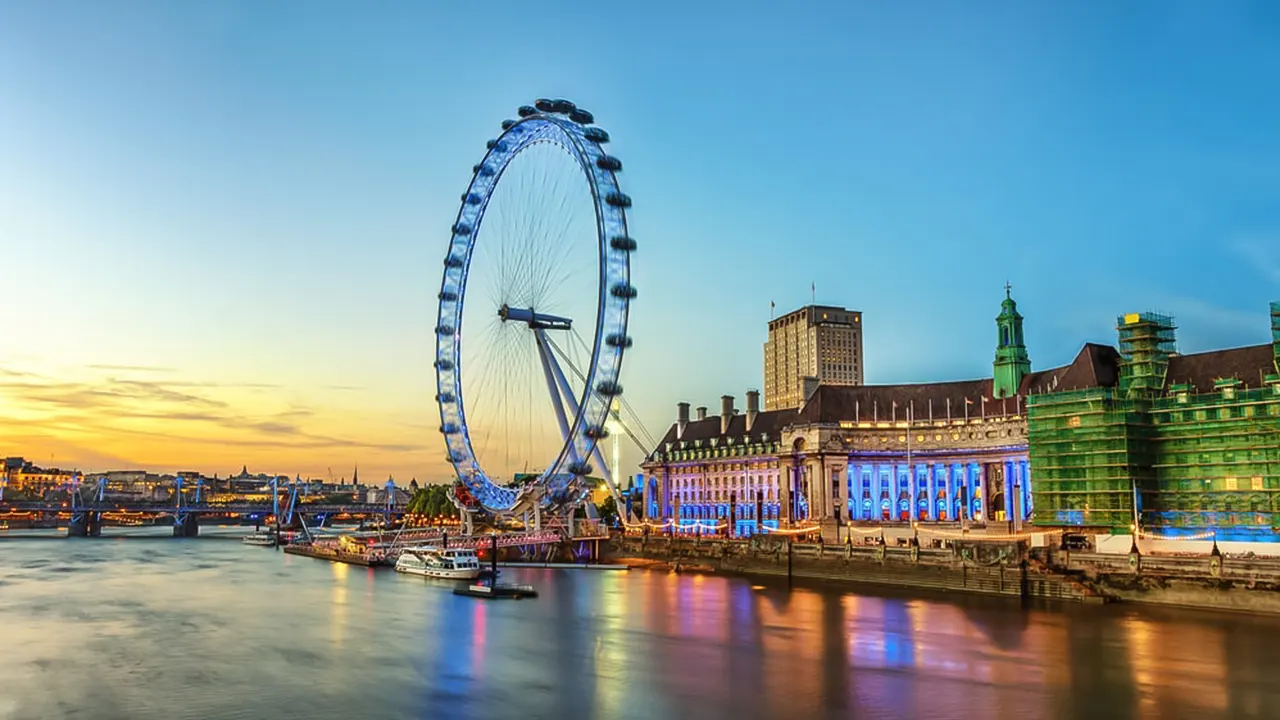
[[434, 102, 635, 514]]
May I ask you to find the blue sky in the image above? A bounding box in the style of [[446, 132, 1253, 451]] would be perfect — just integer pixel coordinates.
[[0, 1, 1277, 478]]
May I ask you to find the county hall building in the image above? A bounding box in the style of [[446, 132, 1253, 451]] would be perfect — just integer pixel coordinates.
[[640, 289, 1117, 541]]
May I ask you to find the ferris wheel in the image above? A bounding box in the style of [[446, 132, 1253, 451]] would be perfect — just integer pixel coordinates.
[[434, 99, 636, 515]]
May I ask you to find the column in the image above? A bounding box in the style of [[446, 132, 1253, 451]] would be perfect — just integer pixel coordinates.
[[813, 460, 827, 520], [780, 462, 792, 525], [1022, 460, 1032, 519], [642, 474, 652, 520], [926, 463, 937, 521], [1005, 459, 1015, 520], [952, 463, 963, 522], [896, 461, 906, 517], [847, 461, 857, 519], [834, 462, 848, 520], [910, 464, 919, 522], [871, 464, 881, 522], [971, 463, 982, 522]]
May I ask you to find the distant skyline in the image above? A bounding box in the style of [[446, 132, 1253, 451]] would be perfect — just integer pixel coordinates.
[[1, 2, 1278, 479]]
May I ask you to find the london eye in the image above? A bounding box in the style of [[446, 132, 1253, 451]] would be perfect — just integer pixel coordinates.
[[434, 99, 636, 517]]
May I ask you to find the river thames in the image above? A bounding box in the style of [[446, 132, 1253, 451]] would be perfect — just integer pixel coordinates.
[[3, 528, 1280, 720]]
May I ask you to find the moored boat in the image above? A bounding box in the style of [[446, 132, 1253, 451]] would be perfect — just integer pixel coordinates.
[[394, 547, 481, 580], [242, 531, 276, 547]]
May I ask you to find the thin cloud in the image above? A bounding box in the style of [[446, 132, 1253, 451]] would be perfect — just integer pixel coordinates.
[[1231, 237, 1280, 283], [0, 372, 422, 457], [1151, 294, 1268, 353], [88, 364, 177, 373]]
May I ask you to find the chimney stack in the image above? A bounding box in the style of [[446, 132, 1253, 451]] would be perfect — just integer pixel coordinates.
[[677, 402, 690, 439], [696, 406, 707, 421], [720, 395, 734, 435], [746, 390, 760, 433]]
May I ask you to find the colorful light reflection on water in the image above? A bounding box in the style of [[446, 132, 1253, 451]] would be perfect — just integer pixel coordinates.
[[2, 528, 1280, 719]]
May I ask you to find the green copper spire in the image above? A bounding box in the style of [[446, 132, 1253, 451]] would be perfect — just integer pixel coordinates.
[[993, 282, 1031, 399]]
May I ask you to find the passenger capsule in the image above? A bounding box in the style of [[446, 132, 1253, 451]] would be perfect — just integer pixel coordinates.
[[444, 255, 464, 268], [452, 223, 472, 236], [551, 99, 576, 114], [609, 235, 637, 251], [436, 392, 456, 403], [434, 325, 456, 336], [596, 380, 624, 396], [584, 127, 610, 143], [596, 155, 622, 171], [569, 108, 594, 124], [501, 119, 517, 130], [535, 98, 556, 112], [517, 105, 537, 117], [568, 461, 594, 476], [434, 359, 455, 370], [465, 193, 483, 206], [610, 283, 638, 299], [438, 290, 458, 301], [605, 192, 631, 208], [605, 333, 633, 348]]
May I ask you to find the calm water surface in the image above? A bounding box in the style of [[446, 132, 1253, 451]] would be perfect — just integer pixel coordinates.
[[3, 527, 1280, 720]]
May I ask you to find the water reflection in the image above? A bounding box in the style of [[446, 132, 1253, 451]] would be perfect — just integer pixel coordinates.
[[3, 532, 1280, 719]]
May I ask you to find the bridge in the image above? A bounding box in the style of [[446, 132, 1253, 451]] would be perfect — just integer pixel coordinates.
[[0, 474, 409, 537]]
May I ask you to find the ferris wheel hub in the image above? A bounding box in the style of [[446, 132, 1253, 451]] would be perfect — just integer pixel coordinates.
[[497, 304, 574, 331]]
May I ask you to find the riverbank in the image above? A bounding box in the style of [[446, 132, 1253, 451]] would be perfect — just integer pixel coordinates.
[[1053, 546, 1280, 614], [610, 534, 1280, 614], [609, 535, 1100, 604]]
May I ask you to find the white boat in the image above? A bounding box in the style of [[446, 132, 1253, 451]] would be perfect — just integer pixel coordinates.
[[242, 532, 276, 547], [395, 547, 481, 580]]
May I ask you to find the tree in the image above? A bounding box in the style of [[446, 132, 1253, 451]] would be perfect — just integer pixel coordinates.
[[596, 496, 618, 526], [407, 483, 461, 520]]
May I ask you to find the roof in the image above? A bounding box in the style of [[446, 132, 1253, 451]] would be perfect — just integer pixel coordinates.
[[649, 343, 1124, 451], [797, 343, 1122, 424], [654, 407, 800, 448], [1164, 343, 1276, 392], [1020, 343, 1121, 395]]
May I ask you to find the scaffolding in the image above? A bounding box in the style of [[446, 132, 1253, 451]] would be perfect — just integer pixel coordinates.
[[1029, 305, 1280, 535], [1117, 312, 1176, 398], [1028, 388, 1150, 530], [1271, 301, 1280, 376], [1146, 380, 1280, 534]]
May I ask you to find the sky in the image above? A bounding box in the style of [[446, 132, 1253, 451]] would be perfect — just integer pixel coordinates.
[[0, 1, 1277, 482]]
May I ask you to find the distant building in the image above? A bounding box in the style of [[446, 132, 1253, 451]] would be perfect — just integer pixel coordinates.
[[3, 458, 82, 496], [764, 305, 863, 411], [364, 485, 411, 506], [93, 470, 169, 500]]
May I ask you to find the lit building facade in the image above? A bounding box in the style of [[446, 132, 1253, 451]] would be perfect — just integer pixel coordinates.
[[764, 305, 864, 410], [2, 458, 82, 496], [644, 290, 1118, 540]]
